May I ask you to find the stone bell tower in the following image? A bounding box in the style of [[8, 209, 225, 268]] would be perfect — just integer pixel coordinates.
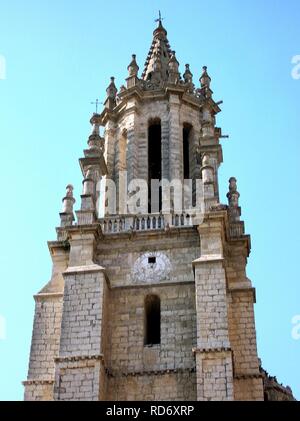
[[24, 18, 266, 401]]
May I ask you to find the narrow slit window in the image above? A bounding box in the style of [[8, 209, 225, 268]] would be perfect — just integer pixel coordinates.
[[144, 295, 161, 345], [148, 120, 162, 213], [183, 125, 192, 179]]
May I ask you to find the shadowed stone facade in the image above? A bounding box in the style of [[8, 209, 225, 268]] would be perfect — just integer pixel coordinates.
[[23, 19, 294, 401]]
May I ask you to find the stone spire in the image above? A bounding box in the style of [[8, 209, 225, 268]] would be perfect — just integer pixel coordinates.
[[141, 19, 172, 82], [104, 76, 117, 109], [60, 184, 75, 227]]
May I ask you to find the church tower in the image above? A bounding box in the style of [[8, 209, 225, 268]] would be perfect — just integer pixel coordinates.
[[23, 18, 265, 401]]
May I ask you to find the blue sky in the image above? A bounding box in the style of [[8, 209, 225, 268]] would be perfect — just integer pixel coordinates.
[[0, 0, 299, 400]]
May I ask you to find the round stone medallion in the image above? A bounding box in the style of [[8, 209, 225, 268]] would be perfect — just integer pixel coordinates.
[[132, 251, 171, 283]]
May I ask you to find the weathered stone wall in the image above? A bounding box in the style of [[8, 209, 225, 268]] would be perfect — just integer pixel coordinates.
[[97, 228, 199, 288], [233, 377, 264, 401], [107, 371, 197, 401], [23, 381, 54, 401], [24, 294, 63, 401], [53, 268, 108, 400], [107, 283, 196, 373], [54, 358, 103, 401], [228, 290, 259, 375], [225, 240, 264, 400], [105, 282, 197, 400], [97, 229, 199, 400], [58, 270, 105, 358]]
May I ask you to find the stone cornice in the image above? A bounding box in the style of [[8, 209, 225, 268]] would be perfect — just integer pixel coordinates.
[[22, 379, 54, 386], [58, 223, 103, 240], [110, 366, 196, 378], [110, 280, 195, 291], [63, 263, 111, 289], [79, 154, 107, 177], [54, 354, 104, 363], [228, 285, 256, 295], [47, 240, 69, 254], [192, 347, 232, 354], [63, 263, 106, 276], [34, 292, 63, 301], [99, 83, 224, 126], [192, 255, 224, 266], [234, 373, 263, 380]]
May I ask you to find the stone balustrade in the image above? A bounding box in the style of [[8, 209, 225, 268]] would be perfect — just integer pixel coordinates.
[[100, 212, 196, 234]]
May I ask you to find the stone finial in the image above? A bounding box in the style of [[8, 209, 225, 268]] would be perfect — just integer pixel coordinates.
[[90, 118, 99, 136], [127, 54, 139, 77], [106, 77, 117, 99], [168, 51, 179, 71], [66, 184, 73, 198], [88, 114, 104, 151], [183, 63, 193, 84], [168, 51, 180, 83], [200, 65, 211, 88], [61, 185, 75, 213], [227, 177, 240, 207], [60, 184, 75, 227], [104, 77, 117, 110], [227, 177, 243, 226]]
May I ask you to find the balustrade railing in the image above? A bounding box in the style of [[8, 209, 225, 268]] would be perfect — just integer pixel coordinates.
[[100, 212, 195, 234]]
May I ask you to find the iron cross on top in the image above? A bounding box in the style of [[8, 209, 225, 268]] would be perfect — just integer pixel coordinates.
[[91, 99, 100, 113], [155, 10, 164, 25]]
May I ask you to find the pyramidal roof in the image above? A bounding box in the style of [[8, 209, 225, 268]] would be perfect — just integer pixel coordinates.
[[141, 20, 173, 82]]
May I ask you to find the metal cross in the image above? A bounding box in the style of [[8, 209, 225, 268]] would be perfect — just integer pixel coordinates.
[[91, 99, 100, 113], [155, 10, 164, 25]]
